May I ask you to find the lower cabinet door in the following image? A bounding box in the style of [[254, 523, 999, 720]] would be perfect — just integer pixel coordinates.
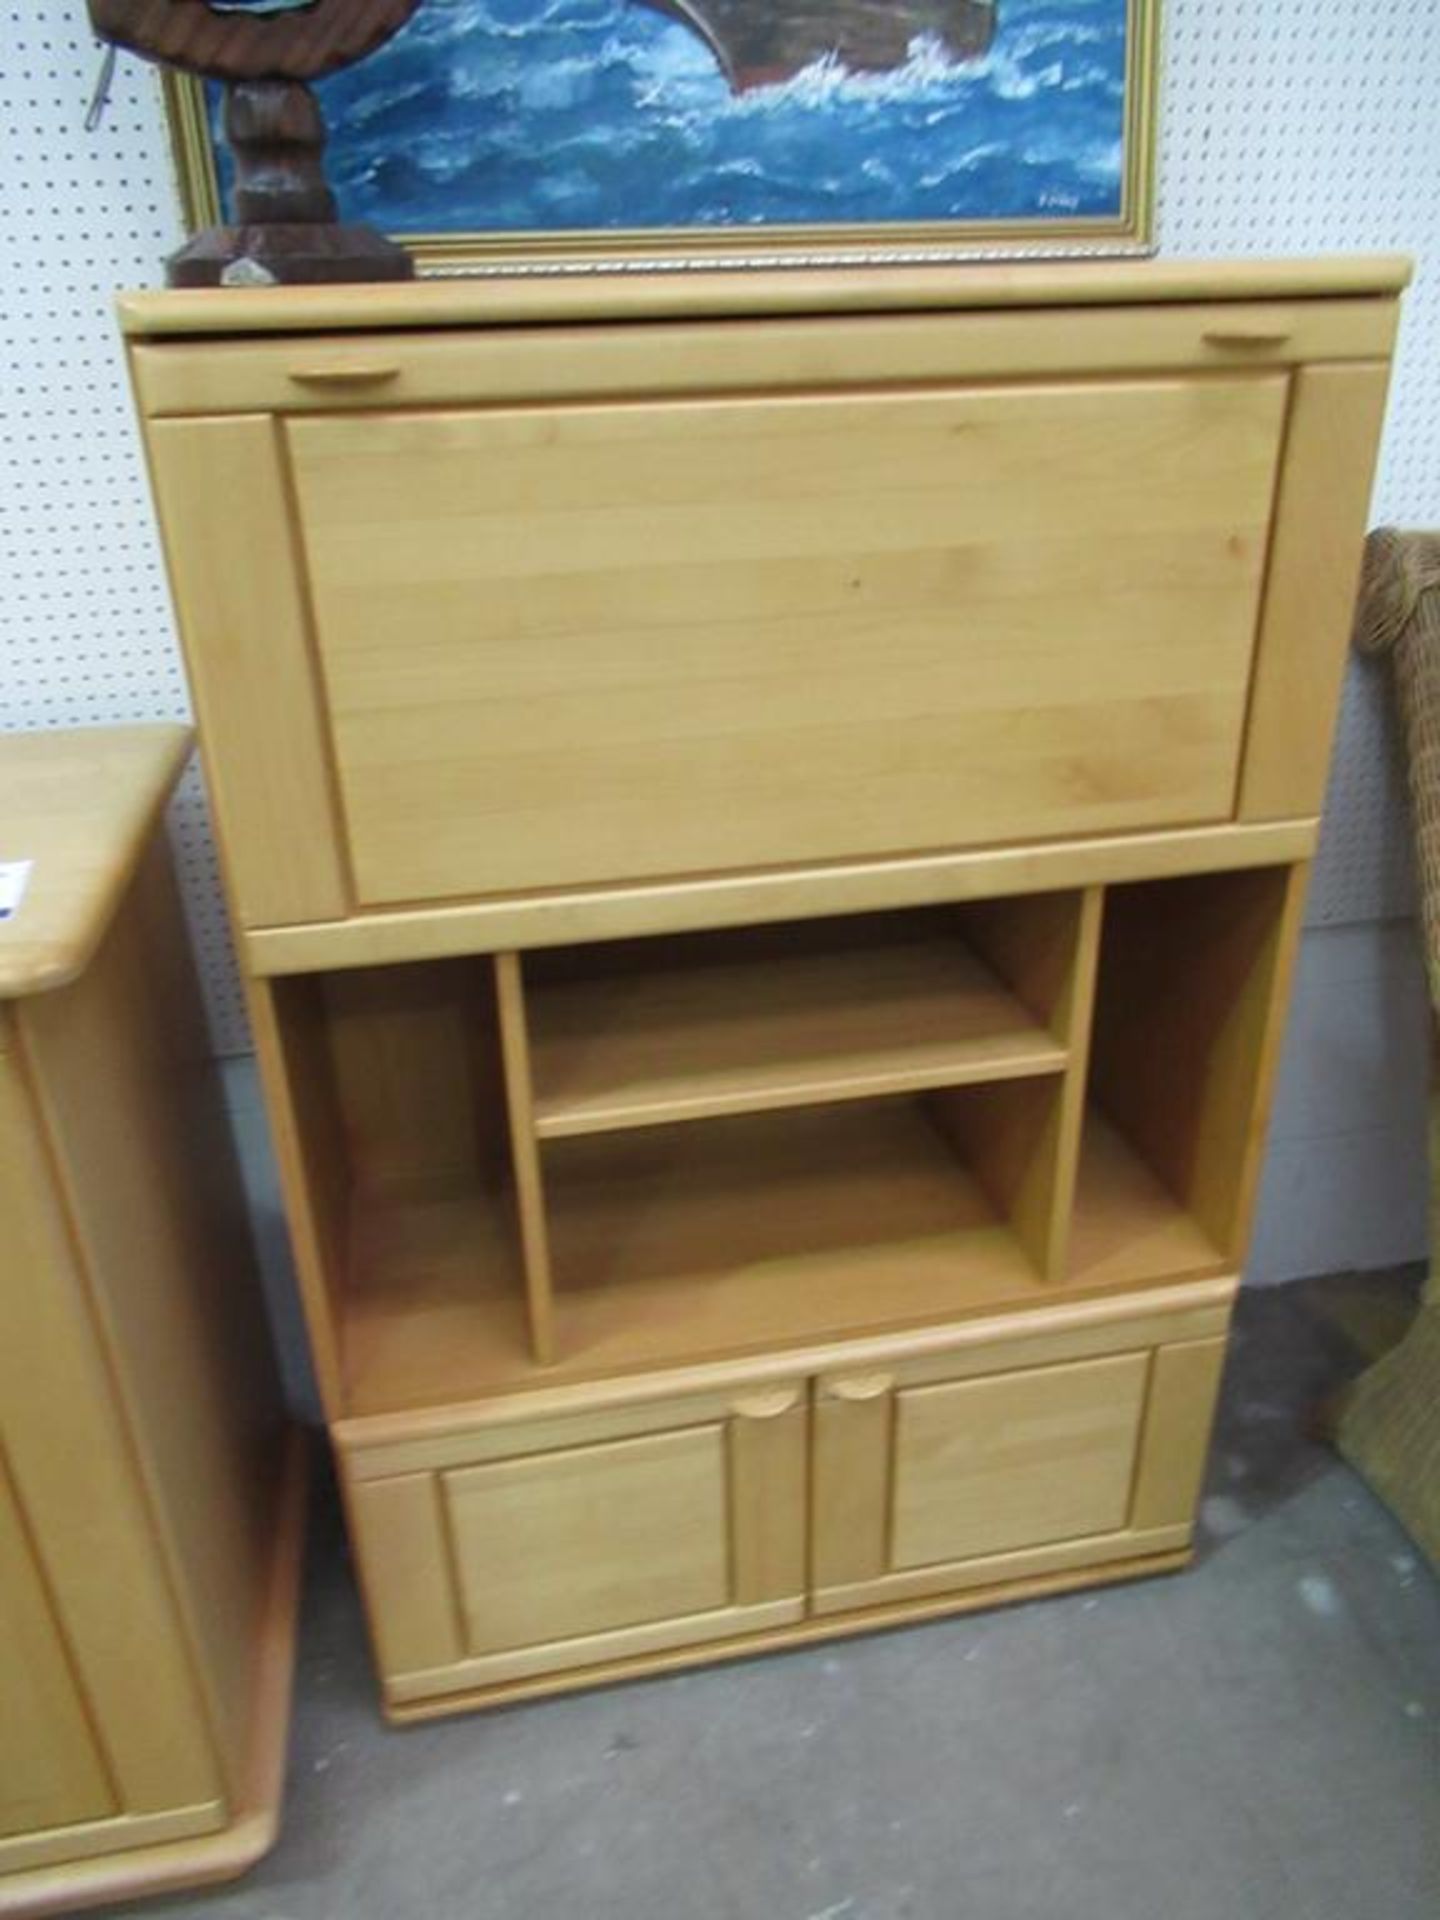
[[346, 1380, 807, 1707], [811, 1321, 1228, 1617]]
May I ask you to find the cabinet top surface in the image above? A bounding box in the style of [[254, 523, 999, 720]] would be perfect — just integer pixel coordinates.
[[117, 252, 1411, 340], [0, 724, 192, 1000]]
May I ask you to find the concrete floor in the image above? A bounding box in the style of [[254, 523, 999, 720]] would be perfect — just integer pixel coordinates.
[[136, 1277, 1440, 1920]]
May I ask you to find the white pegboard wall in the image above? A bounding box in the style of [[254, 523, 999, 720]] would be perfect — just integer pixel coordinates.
[[1160, 0, 1440, 527], [3, 0, 1439, 1058], [0, 2, 251, 1050], [1156, 0, 1440, 928]]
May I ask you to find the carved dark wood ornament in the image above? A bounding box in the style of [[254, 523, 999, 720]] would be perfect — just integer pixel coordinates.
[[87, 0, 423, 286], [90, 0, 424, 80]]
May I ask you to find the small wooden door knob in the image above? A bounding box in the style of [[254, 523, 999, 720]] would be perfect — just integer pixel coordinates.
[[730, 1385, 803, 1421], [821, 1370, 895, 1404]]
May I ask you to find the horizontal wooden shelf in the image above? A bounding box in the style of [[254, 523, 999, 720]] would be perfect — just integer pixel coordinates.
[[342, 1102, 1223, 1420], [546, 1101, 1031, 1355], [526, 936, 1066, 1139]]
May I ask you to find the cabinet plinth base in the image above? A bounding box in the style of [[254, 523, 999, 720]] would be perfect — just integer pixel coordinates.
[[382, 1543, 1193, 1724]]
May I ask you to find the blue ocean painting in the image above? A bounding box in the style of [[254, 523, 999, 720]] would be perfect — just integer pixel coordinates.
[[212, 0, 1131, 235]]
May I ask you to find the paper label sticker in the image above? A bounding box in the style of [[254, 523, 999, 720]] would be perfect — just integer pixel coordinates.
[[0, 861, 34, 921]]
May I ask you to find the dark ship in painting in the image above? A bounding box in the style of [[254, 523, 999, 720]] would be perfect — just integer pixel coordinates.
[[637, 0, 997, 91]]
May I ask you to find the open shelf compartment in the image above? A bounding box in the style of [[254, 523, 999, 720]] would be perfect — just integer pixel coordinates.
[[1072, 863, 1305, 1284], [256, 871, 1299, 1422], [522, 898, 1082, 1140], [343, 1091, 1065, 1415]]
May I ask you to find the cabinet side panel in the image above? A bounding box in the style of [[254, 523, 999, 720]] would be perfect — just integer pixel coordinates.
[[0, 1446, 115, 1840], [1190, 866, 1309, 1259], [1239, 362, 1393, 820], [1130, 1338, 1230, 1532], [324, 962, 494, 1195], [19, 840, 285, 1803], [140, 411, 349, 927], [0, 1049, 222, 1814], [246, 974, 350, 1413]]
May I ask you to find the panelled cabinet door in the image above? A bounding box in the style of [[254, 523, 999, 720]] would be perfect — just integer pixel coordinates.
[[347, 1381, 807, 1708], [811, 1333, 1226, 1618], [286, 377, 1286, 908]]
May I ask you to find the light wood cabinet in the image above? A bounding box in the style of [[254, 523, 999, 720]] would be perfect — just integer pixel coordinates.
[[0, 729, 302, 1915], [121, 255, 1406, 1721]]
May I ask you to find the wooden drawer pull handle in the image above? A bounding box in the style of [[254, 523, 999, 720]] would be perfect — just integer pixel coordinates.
[[731, 1385, 802, 1421], [288, 364, 402, 387], [822, 1370, 895, 1404], [1201, 329, 1293, 350]]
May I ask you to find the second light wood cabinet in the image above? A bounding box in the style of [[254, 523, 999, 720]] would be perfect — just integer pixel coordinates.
[[0, 728, 301, 1914]]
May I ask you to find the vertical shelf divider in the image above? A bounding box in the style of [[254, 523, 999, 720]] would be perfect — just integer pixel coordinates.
[[494, 952, 557, 1367], [934, 887, 1103, 1282], [929, 1074, 1066, 1276], [1042, 885, 1105, 1282]]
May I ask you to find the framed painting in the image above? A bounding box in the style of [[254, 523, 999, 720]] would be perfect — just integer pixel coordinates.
[[163, 0, 1159, 271]]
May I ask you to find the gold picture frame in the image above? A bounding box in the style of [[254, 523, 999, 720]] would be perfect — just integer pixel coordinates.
[[161, 0, 1159, 275]]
